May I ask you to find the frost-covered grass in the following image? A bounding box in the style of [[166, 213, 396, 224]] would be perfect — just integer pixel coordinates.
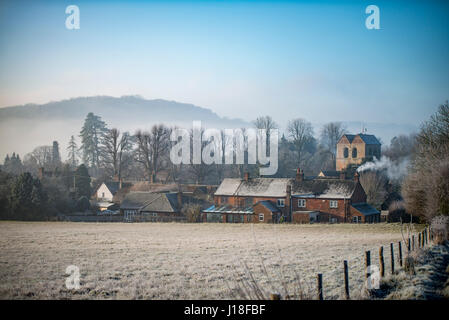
[[375, 243, 449, 300], [0, 221, 416, 299]]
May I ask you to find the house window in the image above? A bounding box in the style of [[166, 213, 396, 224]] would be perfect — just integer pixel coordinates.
[[330, 200, 338, 208], [221, 196, 227, 204], [277, 199, 285, 207], [152, 213, 157, 217], [102, 192, 105, 198], [259, 214, 264, 222], [247, 215, 251, 222], [352, 148, 357, 158], [298, 199, 306, 208], [344, 147, 349, 158]]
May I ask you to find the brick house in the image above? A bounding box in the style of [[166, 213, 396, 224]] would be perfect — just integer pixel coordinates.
[[336, 134, 381, 171], [203, 169, 380, 223]]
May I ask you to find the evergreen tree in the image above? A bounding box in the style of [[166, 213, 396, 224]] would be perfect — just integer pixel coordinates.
[[74, 164, 91, 199], [9, 172, 47, 220], [79, 112, 107, 171], [67, 135, 79, 168]]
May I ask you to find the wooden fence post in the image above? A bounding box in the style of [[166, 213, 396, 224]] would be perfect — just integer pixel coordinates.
[[408, 238, 411, 252], [344, 260, 350, 300], [418, 233, 422, 248], [390, 243, 395, 274], [379, 246, 385, 277], [412, 235, 415, 250], [270, 293, 281, 300], [365, 251, 371, 281], [398, 241, 403, 267], [316, 274, 323, 300]]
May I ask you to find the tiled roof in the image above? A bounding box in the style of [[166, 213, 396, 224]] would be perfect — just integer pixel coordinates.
[[202, 205, 254, 214], [215, 178, 290, 197], [291, 179, 357, 199], [121, 192, 178, 212], [351, 203, 380, 216], [358, 134, 381, 145], [215, 177, 359, 200], [340, 134, 381, 145], [256, 200, 281, 212]]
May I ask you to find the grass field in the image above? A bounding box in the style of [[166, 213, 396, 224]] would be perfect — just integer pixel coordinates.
[[0, 222, 420, 299]]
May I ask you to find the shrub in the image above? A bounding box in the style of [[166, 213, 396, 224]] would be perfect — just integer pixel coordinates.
[[76, 196, 91, 212], [430, 215, 449, 244]]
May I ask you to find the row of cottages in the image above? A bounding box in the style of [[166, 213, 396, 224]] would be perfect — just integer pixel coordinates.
[[202, 170, 380, 224]]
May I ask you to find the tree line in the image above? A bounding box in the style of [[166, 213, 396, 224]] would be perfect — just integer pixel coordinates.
[[1, 101, 447, 222]]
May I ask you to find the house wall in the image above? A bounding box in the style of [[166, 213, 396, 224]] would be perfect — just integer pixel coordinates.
[[96, 183, 114, 201], [291, 198, 348, 221], [214, 195, 288, 216], [351, 183, 367, 203], [292, 212, 310, 224], [336, 136, 366, 171], [336, 136, 381, 171]]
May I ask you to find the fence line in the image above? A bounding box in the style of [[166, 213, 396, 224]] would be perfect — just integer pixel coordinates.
[[271, 226, 431, 300]]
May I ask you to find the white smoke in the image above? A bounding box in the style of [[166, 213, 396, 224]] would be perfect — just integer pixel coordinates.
[[357, 156, 410, 181]]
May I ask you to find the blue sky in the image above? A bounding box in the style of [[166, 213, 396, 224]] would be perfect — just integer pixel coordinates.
[[0, 0, 448, 127]]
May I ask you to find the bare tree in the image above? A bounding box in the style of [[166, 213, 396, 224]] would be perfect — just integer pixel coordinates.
[[359, 170, 388, 209], [402, 101, 449, 221], [101, 128, 132, 180], [253, 116, 278, 153], [134, 124, 171, 183], [27, 146, 53, 168], [320, 122, 346, 163], [287, 118, 314, 167], [383, 133, 416, 163]]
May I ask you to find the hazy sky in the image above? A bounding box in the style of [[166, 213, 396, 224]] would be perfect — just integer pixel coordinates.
[[0, 0, 448, 126]]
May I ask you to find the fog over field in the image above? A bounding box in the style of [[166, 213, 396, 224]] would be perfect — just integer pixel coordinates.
[[0, 96, 419, 161], [0, 222, 417, 300]]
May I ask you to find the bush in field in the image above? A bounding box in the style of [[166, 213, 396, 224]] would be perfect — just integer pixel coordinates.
[[430, 215, 449, 244], [182, 203, 202, 222], [402, 101, 449, 222], [76, 196, 91, 212]]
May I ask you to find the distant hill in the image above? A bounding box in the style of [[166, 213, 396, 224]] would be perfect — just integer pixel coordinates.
[[0, 95, 419, 161], [0, 95, 249, 160]]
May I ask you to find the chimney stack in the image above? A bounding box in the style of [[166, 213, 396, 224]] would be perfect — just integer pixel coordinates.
[[354, 171, 360, 183], [296, 168, 304, 182], [244, 172, 250, 182], [286, 184, 291, 211]]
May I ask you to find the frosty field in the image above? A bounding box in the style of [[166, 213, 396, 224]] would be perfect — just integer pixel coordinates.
[[0, 222, 413, 299]]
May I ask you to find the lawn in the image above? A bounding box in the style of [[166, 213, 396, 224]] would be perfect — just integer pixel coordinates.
[[0, 221, 420, 299]]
